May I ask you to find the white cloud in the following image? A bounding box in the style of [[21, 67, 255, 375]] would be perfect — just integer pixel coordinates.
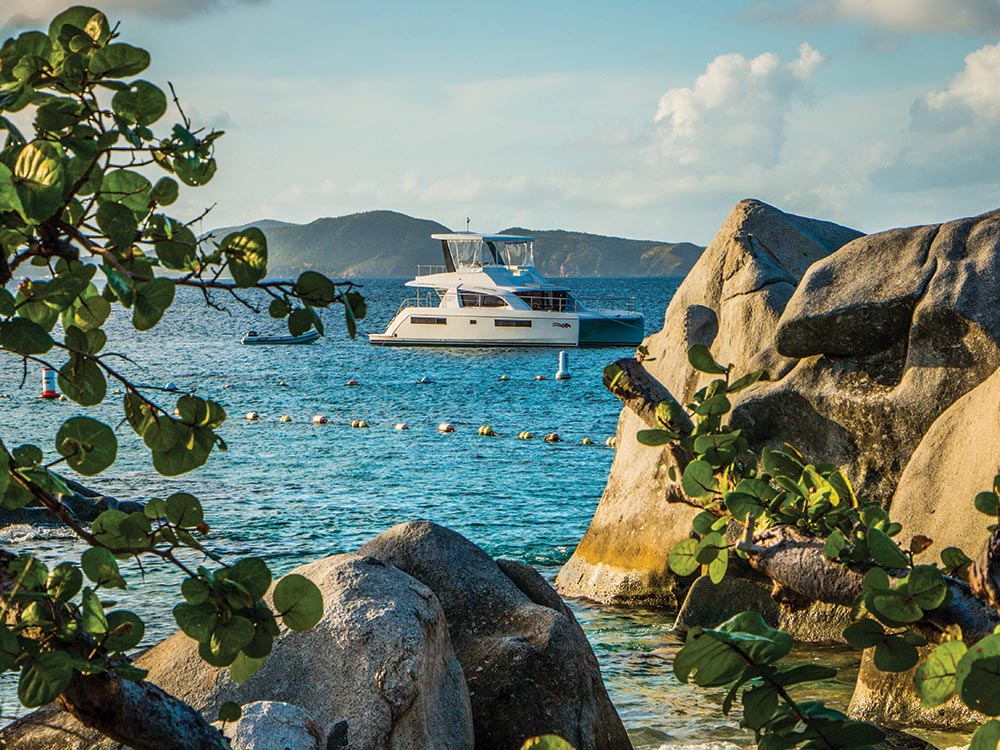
[[653, 43, 823, 170], [912, 41, 1000, 129], [1, 0, 267, 28], [873, 40, 1000, 191], [751, 0, 1000, 34]]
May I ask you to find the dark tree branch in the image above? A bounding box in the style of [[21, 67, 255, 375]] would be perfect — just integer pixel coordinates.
[[738, 518, 1000, 643]]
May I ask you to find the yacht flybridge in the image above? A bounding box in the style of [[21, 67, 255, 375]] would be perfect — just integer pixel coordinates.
[[368, 233, 644, 347]]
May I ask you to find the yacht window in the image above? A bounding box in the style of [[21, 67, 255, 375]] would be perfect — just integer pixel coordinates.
[[495, 319, 532, 328], [500, 241, 534, 267], [460, 292, 507, 308], [514, 290, 569, 312], [447, 240, 482, 269], [411, 316, 447, 325], [470, 320, 477, 325]]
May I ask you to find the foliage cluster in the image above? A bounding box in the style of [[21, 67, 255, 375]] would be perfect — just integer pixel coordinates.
[[622, 345, 1000, 750], [0, 5, 365, 738]]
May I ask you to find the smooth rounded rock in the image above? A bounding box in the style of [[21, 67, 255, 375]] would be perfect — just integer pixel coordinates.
[[218, 701, 324, 750], [359, 521, 630, 750]]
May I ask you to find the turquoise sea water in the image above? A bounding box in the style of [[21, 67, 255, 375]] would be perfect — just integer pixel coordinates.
[[0, 277, 916, 748]]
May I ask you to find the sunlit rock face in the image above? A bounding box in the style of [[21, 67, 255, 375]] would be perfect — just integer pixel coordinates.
[[556, 198, 862, 607], [558, 202, 1000, 610]]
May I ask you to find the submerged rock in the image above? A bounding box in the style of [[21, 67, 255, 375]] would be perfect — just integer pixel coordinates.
[[359, 520, 631, 750]]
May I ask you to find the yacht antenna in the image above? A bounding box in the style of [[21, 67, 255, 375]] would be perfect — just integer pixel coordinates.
[[466, 217, 470, 232]]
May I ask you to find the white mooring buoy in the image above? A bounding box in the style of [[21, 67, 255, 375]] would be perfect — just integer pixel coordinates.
[[555, 350, 571, 380], [40, 367, 59, 399]]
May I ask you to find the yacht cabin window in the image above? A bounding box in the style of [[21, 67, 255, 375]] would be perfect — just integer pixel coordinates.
[[514, 290, 571, 312], [459, 292, 507, 308], [495, 319, 532, 328], [411, 316, 447, 325]]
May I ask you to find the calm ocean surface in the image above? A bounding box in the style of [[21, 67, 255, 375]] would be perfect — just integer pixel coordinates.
[[1, 277, 947, 748]]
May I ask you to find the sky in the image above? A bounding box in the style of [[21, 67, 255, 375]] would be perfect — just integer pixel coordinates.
[[4, 0, 1000, 245]]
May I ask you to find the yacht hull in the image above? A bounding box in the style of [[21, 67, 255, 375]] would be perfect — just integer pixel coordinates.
[[368, 307, 578, 347], [578, 312, 645, 346]]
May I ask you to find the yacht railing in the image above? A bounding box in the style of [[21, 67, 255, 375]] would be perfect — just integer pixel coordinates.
[[396, 288, 442, 312], [416, 264, 448, 277], [573, 295, 637, 313]]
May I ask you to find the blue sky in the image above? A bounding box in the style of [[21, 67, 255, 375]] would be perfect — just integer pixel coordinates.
[[4, 1, 1000, 244]]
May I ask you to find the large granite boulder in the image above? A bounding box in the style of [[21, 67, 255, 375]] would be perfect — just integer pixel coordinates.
[[0, 554, 473, 750], [889, 362, 1000, 554], [556, 199, 862, 606], [358, 520, 631, 750], [738, 208, 1000, 503]]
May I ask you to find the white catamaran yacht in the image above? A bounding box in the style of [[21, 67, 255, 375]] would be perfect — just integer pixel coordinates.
[[368, 233, 644, 347]]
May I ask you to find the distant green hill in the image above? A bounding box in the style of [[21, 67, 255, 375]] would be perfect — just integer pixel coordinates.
[[211, 210, 702, 278]]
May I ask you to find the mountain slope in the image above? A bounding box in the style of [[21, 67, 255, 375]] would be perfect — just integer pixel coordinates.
[[212, 210, 702, 278]]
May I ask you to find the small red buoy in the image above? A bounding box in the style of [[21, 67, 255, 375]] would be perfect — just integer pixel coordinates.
[[346, 380, 360, 387], [40, 367, 59, 399]]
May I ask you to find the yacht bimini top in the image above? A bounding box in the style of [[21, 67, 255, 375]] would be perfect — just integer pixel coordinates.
[[431, 233, 535, 272]]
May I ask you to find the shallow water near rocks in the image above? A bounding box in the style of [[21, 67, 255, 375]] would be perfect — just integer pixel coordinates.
[[0, 278, 971, 748]]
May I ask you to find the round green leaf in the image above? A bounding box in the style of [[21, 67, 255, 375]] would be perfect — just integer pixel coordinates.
[[294, 271, 336, 307], [906, 565, 947, 611], [842, 617, 885, 649], [976, 491, 1000, 516], [971, 720, 1000, 750], [57, 354, 106, 406], [81, 546, 125, 588], [867, 528, 909, 569], [181, 575, 212, 605], [13, 141, 66, 221], [742, 684, 778, 730], [173, 601, 218, 642], [218, 701, 243, 723], [133, 277, 176, 330], [18, 651, 72, 708], [56, 416, 117, 475], [873, 634, 920, 672], [100, 169, 152, 217], [150, 176, 179, 206], [687, 344, 728, 375], [48, 7, 110, 44], [916, 640, 967, 708], [89, 43, 150, 78], [173, 156, 217, 186], [80, 586, 108, 635], [111, 80, 166, 127], [669, 538, 700, 577], [203, 616, 255, 667], [46, 562, 83, 603], [166, 492, 204, 527], [681, 459, 718, 499], [221, 228, 268, 288], [520, 737, 575, 750], [104, 610, 145, 652], [695, 531, 726, 564], [230, 652, 266, 685], [707, 545, 728, 584], [870, 590, 923, 625], [636, 429, 677, 447], [273, 573, 323, 631], [228, 558, 272, 601], [96, 200, 138, 249], [957, 633, 1000, 715], [0, 317, 53, 355]]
